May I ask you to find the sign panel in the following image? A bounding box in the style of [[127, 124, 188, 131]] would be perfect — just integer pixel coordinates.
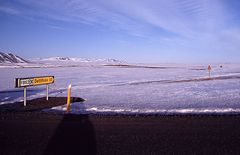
[[15, 76, 54, 88]]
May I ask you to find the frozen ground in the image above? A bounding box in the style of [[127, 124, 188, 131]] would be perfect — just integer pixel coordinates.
[[0, 63, 240, 114]]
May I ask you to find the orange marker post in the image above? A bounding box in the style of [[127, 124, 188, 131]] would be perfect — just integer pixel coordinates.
[[66, 84, 71, 113]]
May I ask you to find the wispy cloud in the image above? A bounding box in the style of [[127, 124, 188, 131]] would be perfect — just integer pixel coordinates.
[[7, 1, 235, 35], [1, 0, 240, 59], [0, 6, 20, 15]]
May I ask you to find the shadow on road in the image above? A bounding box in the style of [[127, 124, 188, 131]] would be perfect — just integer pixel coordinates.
[[44, 97, 97, 155]]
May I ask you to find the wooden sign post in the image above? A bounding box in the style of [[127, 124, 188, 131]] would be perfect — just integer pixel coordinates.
[[24, 87, 27, 106], [15, 76, 54, 106], [46, 84, 49, 101], [208, 65, 212, 78]]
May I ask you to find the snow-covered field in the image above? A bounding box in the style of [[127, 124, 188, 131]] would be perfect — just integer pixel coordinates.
[[1, 62, 240, 114]]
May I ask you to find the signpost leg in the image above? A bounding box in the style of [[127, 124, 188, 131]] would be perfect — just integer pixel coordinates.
[[46, 84, 49, 101], [24, 87, 27, 106]]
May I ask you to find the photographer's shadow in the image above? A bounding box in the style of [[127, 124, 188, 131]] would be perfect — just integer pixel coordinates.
[[44, 97, 97, 155]]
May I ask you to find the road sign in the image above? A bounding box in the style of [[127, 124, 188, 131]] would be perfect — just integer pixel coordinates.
[[15, 76, 54, 88], [208, 65, 212, 71], [15, 76, 54, 106], [208, 65, 212, 78]]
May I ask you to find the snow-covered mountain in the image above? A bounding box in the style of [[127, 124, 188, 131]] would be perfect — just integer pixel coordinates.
[[0, 53, 125, 68], [0, 52, 29, 63], [32, 57, 124, 64]]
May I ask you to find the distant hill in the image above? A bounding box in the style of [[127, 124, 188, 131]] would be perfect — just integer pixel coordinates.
[[0, 53, 125, 68], [0, 52, 29, 63], [33, 57, 124, 64]]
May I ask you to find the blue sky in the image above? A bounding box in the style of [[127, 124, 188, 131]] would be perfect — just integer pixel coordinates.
[[0, 0, 240, 63]]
